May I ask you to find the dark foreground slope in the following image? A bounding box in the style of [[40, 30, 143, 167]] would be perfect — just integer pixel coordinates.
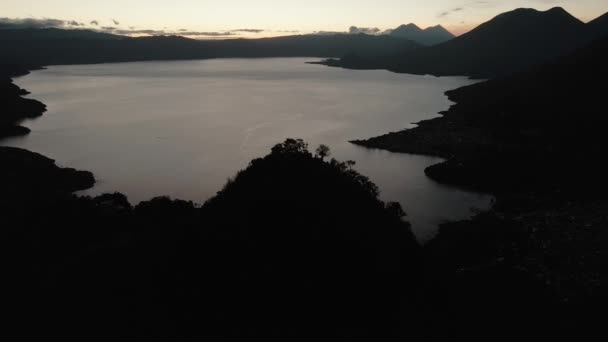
[[353, 35, 608, 340], [3, 139, 421, 341], [0, 146, 94, 197], [322, 7, 606, 78]]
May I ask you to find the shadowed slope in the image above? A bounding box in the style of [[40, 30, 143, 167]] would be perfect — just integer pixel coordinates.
[[353, 35, 608, 192], [3, 139, 421, 341], [322, 7, 597, 78]]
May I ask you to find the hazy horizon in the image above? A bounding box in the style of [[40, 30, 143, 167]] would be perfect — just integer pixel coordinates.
[[1, 0, 605, 39]]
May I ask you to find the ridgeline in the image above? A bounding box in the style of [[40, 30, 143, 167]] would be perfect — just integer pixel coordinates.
[[351, 31, 608, 341], [3, 7, 608, 340], [320, 7, 608, 78]]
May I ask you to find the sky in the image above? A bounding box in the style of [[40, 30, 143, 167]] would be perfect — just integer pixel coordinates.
[[0, 0, 606, 38]]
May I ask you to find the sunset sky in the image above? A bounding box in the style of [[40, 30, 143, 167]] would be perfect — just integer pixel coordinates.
[[1, 0, 606, 38]]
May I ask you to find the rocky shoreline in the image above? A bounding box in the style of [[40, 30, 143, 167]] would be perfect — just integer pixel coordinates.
[[0, 65, 47, 139], [1, 64, 96, 194]]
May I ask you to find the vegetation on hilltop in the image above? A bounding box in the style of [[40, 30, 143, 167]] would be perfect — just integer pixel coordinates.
[[3, 139, 421, 341]]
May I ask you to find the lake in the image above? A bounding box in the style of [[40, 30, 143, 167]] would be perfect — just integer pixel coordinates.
[[4, 58, 492, 242]]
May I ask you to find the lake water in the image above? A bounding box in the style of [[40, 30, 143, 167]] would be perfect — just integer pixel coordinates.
[[4, 58, 492, 242]]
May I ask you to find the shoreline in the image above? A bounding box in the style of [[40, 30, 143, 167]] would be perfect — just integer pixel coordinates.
[[1, 64, 96, 193], [0, 65, 47, 140], [345, 37, 608, 308], [5, 62, 491, 241], [2, 55, 604, 338]]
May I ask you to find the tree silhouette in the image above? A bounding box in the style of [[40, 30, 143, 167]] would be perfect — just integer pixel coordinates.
[[315, 144, 331, 160], [270, 138, 309, 156]]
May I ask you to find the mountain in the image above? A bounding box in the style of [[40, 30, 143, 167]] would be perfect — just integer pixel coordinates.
[[324, 7, 594, 78], [423, 25, 455, 44], [588, 12, 608, 39], [349, 38, 608, 340], [218, 33, 421, 58], [353, 35, 608, 192], [389, 23, 454, 46], [392, 7, 588, 77], [0, 28, 421, 66]]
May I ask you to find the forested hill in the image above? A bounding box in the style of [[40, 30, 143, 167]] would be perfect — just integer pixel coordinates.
[[0, 29, 421, 66]]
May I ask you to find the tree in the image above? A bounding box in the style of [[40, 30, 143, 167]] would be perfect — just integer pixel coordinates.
[[385, 202, 406, 218], [315, 144, 331, 160], [271, 138, 309, 156]]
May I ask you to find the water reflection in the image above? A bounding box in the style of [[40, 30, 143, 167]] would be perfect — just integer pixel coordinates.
[[5, 58, 492, 242]]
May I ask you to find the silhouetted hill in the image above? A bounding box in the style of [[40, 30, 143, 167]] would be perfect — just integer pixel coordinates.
[[232, 33, 421, 58], [397, 7, 589, 77], [588, 11, 608, 39], [350, 34, 608, 342], [354, 35, 608, 192], [3, 139, 421, 341], [0, 29, 420, 66], [389, 23, 454, 46], [323, 7, 597, 78]]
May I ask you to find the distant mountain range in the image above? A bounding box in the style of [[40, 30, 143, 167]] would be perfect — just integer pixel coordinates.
[[388, 24, 454, 46], [1, 7, 607, 79], [323, 7, 608, 78], [0, 27, 421, 66]]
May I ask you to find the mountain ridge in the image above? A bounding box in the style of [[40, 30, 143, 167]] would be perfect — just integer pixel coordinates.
[[0, 29, 421, 66], [389, 23, 454, 45], [321, 6, 599, 78], [588, 11, 608, 39]]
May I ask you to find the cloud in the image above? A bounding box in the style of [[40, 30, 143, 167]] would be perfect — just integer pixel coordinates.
[[179, 31, 236, 37], [438, 7, 464, 18], [0, 17, 87, 30], [436, 0, 506, 19], [349, 26, 381, 35], [0, 16, 290, 39], [313, 30, 347, 35], [231, 29, 264, 33], [0, 17, 66, 29], [94, 25, 237, 38], [113, 29, 165, 35]]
